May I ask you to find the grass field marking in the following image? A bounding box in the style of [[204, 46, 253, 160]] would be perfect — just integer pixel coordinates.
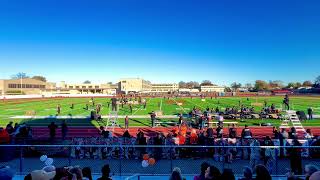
[[172, 98, 187, 113], [160, 98, 163, 111], [184, 98, 206, 110], [131, 98, 152, 115], [1, 98, 85, 116], [4, 108, 22, 111], [34, 99, 89, 116]]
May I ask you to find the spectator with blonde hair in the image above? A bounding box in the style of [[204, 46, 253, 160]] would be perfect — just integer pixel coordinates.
[[170, 167, 183, 180]]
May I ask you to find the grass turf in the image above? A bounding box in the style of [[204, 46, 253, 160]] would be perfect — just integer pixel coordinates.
[[1, 96, 319, 128]]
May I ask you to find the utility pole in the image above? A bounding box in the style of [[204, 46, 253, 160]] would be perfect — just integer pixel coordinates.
[[20, 76, 22, 94]]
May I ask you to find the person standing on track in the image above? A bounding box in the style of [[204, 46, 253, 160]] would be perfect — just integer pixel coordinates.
[[125, 116, 129, 129], [150, 111, 156, 128], [61, 120, 68, 140], [48, 122, 58, 142]]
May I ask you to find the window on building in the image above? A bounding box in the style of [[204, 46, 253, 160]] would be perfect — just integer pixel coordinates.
[[69, 86, 73, 89], [95, 86, 99, 88], [8, 84, 17, 88], [76, 86, 79, 88], [88, 86, 92, 88], [82, 86, 86, 88]]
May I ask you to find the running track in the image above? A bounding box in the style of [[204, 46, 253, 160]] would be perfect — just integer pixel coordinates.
[[31, 126, 320, 139]]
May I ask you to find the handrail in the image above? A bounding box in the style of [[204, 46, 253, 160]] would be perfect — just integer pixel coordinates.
[[0, 144, 319, 148], [125, 174, 140, 180]]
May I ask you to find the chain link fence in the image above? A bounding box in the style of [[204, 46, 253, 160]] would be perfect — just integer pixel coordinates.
[[1, 144, 320, 178]]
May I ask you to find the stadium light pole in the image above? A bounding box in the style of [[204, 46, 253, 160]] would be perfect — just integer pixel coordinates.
[[20, 76, 22, 94]]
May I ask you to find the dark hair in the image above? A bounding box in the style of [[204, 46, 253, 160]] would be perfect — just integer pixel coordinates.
[[82, 167, 93, 180], [200, 162, 210, 175], [221, 169, 235, 180], [24, 173, 32, 180], [255, 164, 271, 180], [243, 167, 253, 179], [101, 164, 110, 176], [53, 167, 72, 180], [207, 166, 221, 180]]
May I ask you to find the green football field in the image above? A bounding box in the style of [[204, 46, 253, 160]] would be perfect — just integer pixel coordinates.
[[0, 96, 319, 127]]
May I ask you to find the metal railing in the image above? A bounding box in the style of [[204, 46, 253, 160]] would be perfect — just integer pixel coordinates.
[[1, 144, 320, 177]]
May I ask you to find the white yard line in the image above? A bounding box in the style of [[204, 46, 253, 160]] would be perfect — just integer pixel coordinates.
[[184, 98, 206, 109], [172, 98, 187, 113], [131, 98, 152, 115], [160, 98, 163, 111]]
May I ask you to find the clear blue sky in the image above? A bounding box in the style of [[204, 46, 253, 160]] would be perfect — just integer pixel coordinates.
[[0, 0, 319, 85]]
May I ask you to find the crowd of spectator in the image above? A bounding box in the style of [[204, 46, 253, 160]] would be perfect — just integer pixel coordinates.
[[2, 161, 320, 180], [0, 164, 112, 180], [0, 122, 33, 144], [67, 124, 320, 176]]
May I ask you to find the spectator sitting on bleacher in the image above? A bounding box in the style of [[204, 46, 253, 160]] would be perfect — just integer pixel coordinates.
[[99, 126, 109, 138], [287, 164, 319, 180], [205, 165, 221, 180], [221, 169, 235, 180], [289, 139, 303, 175], [272, 127, 280, 139], [254, 164, 271, 180], [5, 122, 14, 135], [241, 125, 252, 139], [97, 164, 112, 180], [289, 127, 297, 139], [170, 167, 183, 180], [228, 124, 237, 138], [305, 129, 314, 139], [239, 166, 253, 180], [189, 129, 198, 145], [82, 167, 93, 180], [281, 128, 289, 139], [122, 130, 131, 138], [216, 125, 223, 138], [194, 162, 210, 180], [0, 128, 10, 144], [250, 139, 261, 170]]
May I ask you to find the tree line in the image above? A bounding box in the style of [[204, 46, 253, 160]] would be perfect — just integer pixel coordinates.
[[10, 72, 320, 91]]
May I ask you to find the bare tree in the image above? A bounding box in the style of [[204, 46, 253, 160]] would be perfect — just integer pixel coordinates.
[[200, 80, 213, 86], [231, 82, 241, 91], [32, 75, 47, 82], [11, 72, 29, 79]]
